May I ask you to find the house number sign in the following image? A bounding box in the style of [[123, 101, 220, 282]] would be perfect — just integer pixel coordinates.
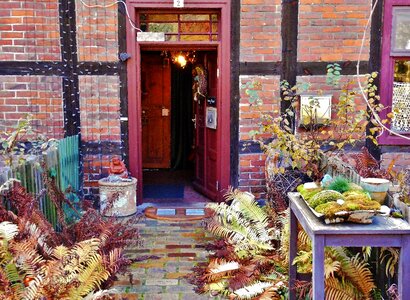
[[174, 0, 184, 7]]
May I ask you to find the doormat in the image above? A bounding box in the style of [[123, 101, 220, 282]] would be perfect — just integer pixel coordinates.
[[144, 207, 212, 221], [143, 184, 184, 199]]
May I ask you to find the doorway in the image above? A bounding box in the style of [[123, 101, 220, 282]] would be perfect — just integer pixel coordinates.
[[141, 50, 217, 204], [126, 3, 231, 205]]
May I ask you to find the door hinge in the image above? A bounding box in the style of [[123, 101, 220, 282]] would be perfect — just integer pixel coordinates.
[[216, 181, 219, 191]]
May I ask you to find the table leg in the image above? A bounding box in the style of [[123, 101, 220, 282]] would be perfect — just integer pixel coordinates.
[[399, 236, 410, 298], [312, 235, 325, 300], [289, 208, 298, 300]]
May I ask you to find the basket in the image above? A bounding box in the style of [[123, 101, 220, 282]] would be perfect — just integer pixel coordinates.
[[99, 177, 137, 217]]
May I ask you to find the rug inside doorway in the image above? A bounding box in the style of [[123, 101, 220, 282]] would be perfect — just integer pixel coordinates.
[[144, 206, 212, 221], [143, 184, 185, 199]]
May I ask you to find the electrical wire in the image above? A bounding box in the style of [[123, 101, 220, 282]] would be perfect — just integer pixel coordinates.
[[356, 0, 410, 141], [78, 0, 142, 31]]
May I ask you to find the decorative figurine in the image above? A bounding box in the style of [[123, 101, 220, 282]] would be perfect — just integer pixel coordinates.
[[109, 156, 128, 178]]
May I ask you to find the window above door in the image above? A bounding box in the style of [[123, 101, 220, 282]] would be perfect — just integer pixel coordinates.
[[138, 12, 220, 42]]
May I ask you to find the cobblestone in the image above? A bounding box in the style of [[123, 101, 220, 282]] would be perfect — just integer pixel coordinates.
[[113, 218, 213, 299]]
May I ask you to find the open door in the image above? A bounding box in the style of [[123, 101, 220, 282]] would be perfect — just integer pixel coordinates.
[[193, 52, 219, 200], [141, 52, 171, 169]]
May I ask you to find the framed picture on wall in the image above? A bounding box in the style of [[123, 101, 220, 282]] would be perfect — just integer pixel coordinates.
[[206, 107, 217, 129]]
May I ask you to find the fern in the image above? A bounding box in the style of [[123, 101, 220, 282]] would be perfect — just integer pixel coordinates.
[[380, 247, 399, 277], [325, 277, 360, 300]]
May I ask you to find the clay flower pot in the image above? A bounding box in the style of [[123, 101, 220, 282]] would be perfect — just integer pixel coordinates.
[[360, 178, 391, 204]]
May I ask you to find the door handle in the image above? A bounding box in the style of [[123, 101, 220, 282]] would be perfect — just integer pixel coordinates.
[[162, 108, 169, 116], [192, 116, 196, 129]]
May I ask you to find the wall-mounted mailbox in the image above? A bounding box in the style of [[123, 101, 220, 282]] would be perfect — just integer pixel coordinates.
[[299, 94, 332, 127], [206, 107, 217, 129]]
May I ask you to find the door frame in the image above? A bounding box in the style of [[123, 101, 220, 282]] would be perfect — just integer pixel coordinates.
[[126, 0, 231, 204]]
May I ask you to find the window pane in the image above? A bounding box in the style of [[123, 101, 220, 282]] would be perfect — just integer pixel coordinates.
[[180, 14, 209, 21], [212, 23, 218, 33], [180, 22, 210, 33], [180, 35, 210, 41], [147, 23, 178, 33], [165, 34, 178, 41], [146, 14, 178, 22], [392, 60, 410, 133], [392, 8, 410, 54]]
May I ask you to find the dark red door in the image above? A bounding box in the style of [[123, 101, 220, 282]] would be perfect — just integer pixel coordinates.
[[141, 53, 171, 169], [193, 52, 219, 200]]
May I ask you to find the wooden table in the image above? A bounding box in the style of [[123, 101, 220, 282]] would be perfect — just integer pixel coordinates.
[[288, 192, 410, 299]]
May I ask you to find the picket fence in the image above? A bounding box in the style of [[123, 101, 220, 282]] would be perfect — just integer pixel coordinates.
[[0, 135, 80, 228]]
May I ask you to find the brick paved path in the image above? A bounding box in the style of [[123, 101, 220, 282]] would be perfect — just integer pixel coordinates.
[[112, 218, 219, 300]]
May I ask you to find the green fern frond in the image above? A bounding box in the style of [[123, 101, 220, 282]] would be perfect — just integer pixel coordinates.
[[228, 191, 269, 226]]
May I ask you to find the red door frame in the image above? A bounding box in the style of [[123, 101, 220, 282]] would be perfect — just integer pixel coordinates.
[[126, 0, 231, 204]]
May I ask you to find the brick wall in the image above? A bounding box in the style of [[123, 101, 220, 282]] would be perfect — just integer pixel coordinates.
[[238, 75, 280, 196], [239, 75, 281, 140], [240, 0, 282, 62], [0, 75, 64, 139], [79, 75, 121, 142], [381, 151, 410, 174], [79, 75, 122, 196], [238, 153, 267, 197], [0, 0, 60, 61], [75, 0, 119, 62], [298, 0, 372, 61]]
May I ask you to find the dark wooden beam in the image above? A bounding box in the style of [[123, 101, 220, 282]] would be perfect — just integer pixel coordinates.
[[239, 62, 282, 75], [59, 0, 83, 190], [239, 140, 264, 154], [118, 3, 130, 168], [77, 62, 121, 75], [82, 141, 123, 155], [0, 61, 66, 76], [238, 61, 369, 76], [230, 0, 241, 188], [297, 61, 369, 76], [281, 0, 299, 88], [280, 0, 299, 131], [0, 61, 121, 76], [366, 0, 384, 161], [239, 139, 366, 154], [59, 0, 81, 137]]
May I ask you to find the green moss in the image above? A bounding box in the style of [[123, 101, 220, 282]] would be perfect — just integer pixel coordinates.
[[315, 201, 341, 216], [309, 190, 345, 209], [341, 199, 381, 212], [348, 182, 363, 191], [343, 192, 372, 203], [298, 184, 322, 201], [327, 176, 351, 193]]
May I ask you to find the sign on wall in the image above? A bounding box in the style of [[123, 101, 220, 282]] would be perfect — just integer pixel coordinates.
[[174, 0, 184, 8]]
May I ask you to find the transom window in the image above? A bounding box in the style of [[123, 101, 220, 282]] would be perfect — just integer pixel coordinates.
[[139, 12, 219, 42]]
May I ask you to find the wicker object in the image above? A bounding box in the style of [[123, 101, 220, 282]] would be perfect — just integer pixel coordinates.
[[99, 177, 137, 217]]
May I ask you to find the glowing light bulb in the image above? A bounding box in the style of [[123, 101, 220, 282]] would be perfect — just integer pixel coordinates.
[[177, 54, 187, 68]]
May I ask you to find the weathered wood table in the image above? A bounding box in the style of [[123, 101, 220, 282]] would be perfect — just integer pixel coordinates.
[[288, 192, 410, 299]]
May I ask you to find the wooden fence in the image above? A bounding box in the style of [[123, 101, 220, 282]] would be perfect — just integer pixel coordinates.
[[0, 135, 80, 228]]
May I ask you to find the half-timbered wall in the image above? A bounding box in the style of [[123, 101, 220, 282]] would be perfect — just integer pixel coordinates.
[[1, 0, 409, 199]]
